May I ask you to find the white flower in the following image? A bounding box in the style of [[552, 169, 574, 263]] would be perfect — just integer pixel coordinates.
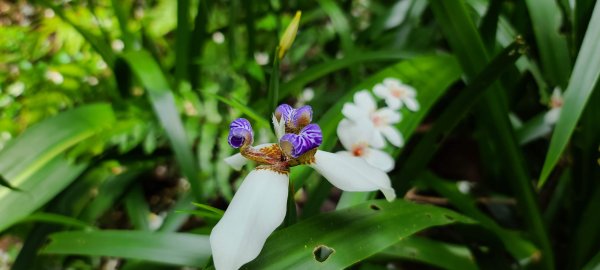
[[342, 90, 404, 148], [544, 87, 563, 125], [45, 70, 64, 85], [212, 111, 396, 270], [336, 119, 395, 172], [373, 78, 420, 111]]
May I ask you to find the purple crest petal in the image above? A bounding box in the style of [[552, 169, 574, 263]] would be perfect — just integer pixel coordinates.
[[228, 118, 253, 148], [274, 104, 294, 122], [292, 105, 313, 128], [279, 123, 322, 158]]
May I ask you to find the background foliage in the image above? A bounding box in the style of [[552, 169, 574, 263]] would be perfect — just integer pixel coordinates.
[[0, 0, 599, 269]]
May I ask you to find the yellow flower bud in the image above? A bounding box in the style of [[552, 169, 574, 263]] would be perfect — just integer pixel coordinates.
[[278, 11, 301, 60]]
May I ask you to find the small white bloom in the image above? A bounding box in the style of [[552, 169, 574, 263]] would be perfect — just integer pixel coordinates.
[[457, 181, 473, 194], [544, 87, 563, 125], [7, 81, 25, 96], [45, 70, 64, 85], [373, 78, 420, 111], [254, 52, 269, 66], [111, 39, 125, 52], [342, 90, 404, 148], [336, 119, 395, 172], [148, 212, 165, 231], [212, 32, 225, 44]]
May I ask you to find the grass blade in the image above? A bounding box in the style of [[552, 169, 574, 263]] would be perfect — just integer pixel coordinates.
[[524, 0, 572, 87], [429, 0, 554, 268], [121, 50, 202, 200], [42, 230, 211, 267], [538, 1, 600, 187]]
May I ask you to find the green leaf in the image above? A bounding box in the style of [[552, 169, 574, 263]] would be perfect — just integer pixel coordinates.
[[538, 1, 600, 187], [120, 50, 202, 200], [245, 199, 474, 269], [0, 104, 114, 232], [523, 0, 572, 87], [0, 174, 20, 191], [429, 1, 554, 268], [18, 212, 94, 230], [583, 249, 600, 270], [294, 54, 461, 214], [280, 51, 414, 99], [420, 174, 538, 263], [207, 92, 271, 128], [42, 230, 210, 267], [377, 236, 478, 270], [291, 54, 461, 193]]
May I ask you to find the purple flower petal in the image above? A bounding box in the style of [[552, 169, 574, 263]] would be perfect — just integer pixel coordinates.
[[292, 105, 313, 128], [274, 104, 294, 122], [300, 123, 322, 146], [228, 118, 253, 148], [279, 123, 322, 158]]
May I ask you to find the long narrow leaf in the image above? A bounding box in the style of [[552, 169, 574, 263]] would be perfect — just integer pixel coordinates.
[[246, 199, 474, 269], [42, 231, 210, 267], [121, 50, 202, 200], [429, 1, 554, 268], [538, 1, 600, 187]]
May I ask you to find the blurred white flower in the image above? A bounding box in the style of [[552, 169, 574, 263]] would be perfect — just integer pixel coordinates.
[[111, 39, 125, 52], [46, 70, 64, 84], [254, 52, 269, 66], [44, 8, 55, 18], [457, 181, 473, 194], [373, 78, 420, 111], [84, 76, 99, 86], [544, 87, 563, 125], [148, 212, 165, 231], [212, 32, 225, 44], [336, 119, 395, 172], [342, 90, 404, 148], [7, 81, 25, 97], [295, 87, 315, 106]]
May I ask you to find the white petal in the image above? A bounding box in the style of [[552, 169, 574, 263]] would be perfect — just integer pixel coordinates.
[[403, 97, 420, 112], [385, 97, 402, 110], [310, 150, 396, 201], [544, 108, 561, 125], [223, 143, 274, 171], [364, 148, 395, 172], [369, 130, 386, 149], [337, 119, 373, 151], [380, 125, 404, 147], [375, 108, 401, 124], [342, 103, 369, 122], [210, 169, 289, 270], [383, 78, 403, 88], [272, 114, 286, 140], [373, 84, 389, 99], [354, 90, 376, 112]]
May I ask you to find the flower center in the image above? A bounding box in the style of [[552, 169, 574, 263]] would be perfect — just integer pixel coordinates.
[[391, 87, 406, 98], [352, 144, 367, 157], [550, 98, 563, 108], [371, 114, 385, 127]]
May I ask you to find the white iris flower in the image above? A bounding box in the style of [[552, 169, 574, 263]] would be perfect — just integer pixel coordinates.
[[373, 78, 420, 111], [212, 104, 396, 270]]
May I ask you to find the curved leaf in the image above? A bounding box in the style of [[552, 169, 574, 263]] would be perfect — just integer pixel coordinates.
[[0, 104, 115, 232], [245, 199, 474, 269], [42, 230, 210, 267], [120, 50, 202, 199], [539, 1, 600, 187]]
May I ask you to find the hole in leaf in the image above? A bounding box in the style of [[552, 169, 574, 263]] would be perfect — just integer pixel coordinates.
[[369, 204, 380, 211], [444, 214, 455, 221], [313, 245, 335, 262]]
